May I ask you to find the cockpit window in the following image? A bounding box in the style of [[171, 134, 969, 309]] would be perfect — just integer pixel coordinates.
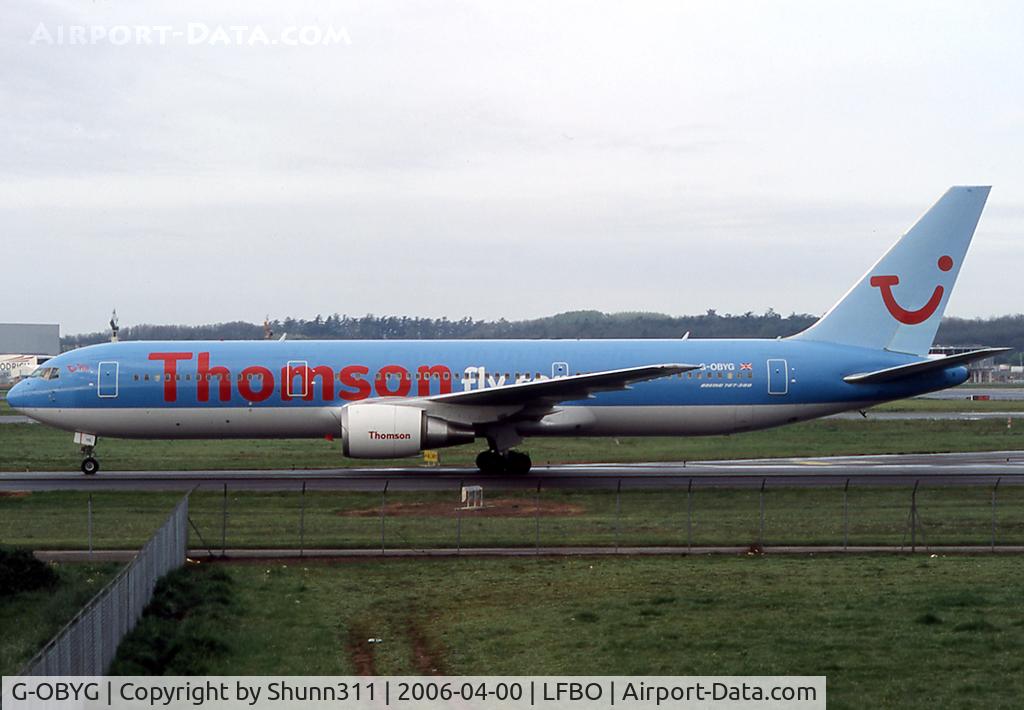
[[30, 367, 60, 380]]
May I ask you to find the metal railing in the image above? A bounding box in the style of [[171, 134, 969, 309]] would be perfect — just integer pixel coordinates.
[[19, 494, 189, 676]]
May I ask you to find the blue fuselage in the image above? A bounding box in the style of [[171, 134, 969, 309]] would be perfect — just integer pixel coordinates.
[[8, 338, 968, 440]]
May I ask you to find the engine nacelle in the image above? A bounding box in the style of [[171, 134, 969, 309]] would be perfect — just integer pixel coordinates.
[[340, 403, 475, 458]]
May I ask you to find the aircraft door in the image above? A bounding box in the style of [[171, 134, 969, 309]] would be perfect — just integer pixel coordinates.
[[767, 359, 788, 395], [286, 360, 309, 398], [97, 361, 119, 398], [552, 362, 569, 378]]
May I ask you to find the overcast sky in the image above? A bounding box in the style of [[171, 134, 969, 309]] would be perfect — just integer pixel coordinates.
[[2, 1, 1022, 335]]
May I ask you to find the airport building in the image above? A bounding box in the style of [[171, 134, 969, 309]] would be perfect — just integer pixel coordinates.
[[0, 323, 60, 384]]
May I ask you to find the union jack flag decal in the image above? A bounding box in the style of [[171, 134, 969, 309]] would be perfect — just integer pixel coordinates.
[[740, 362, 753, 371]]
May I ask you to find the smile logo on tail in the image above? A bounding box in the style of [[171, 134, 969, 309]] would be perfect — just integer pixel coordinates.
[[870, 255, 953, 325]]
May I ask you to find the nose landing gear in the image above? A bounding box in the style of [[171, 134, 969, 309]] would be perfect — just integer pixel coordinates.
[[74, 432, 100, 475], [81, 456, 100, 475]]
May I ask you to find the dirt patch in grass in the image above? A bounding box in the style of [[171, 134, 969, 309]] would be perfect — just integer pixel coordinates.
[[0, 492, 30, 498], [406, 618, 446, 675], [346, 627, 378, 676], [339, 498, 585, 518]]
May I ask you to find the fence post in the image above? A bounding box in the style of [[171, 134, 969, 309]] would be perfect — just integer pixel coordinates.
[[759, 478, 766, 547], [380, 480, 389, 553], [299, 481, 306, 558], [87, 494, 94, 560], [843, 478, 850, 550], [220, 485, 228, 557], [991, 477, 1001, 551], [615, 479, 622, 553], [686, 478, 693, 551], [911, 480, 919, 552], [535, 479, 542, 555], [457, 480, 463, 554]]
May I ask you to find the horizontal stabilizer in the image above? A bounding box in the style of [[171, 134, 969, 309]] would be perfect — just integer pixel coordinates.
[[843, 348, 1010, 384]]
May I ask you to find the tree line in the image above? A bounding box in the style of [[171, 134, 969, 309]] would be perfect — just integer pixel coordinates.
[[61, 310, 1024, 363]]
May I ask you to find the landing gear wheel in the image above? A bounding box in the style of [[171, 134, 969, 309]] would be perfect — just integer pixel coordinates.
[[475, 450, 505, 474], [506, 450, 532, 474], [81, 457, 100, 476]]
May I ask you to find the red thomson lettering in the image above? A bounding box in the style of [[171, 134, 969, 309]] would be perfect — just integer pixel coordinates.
[[308, 365, 335, 401], [376, 365, 412, 397], [339, 365, 371, 401], [417, 365, 453, 396], [281, 364, 336, 401], [148, 352, 193, 402], [238, 366, 274, 402], [197, 352, 231, 402]]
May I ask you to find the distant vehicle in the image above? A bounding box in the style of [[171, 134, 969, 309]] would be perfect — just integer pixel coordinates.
[[8, 187, 1005, 475]]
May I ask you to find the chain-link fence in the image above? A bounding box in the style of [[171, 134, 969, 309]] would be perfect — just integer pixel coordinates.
[[19, 493, 189, 676], [176, 475, 1024, 553], [3, 478, 1023, 558]]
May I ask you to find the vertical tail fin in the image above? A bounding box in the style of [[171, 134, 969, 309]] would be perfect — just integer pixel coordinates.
[[792, 186, 990, 356]]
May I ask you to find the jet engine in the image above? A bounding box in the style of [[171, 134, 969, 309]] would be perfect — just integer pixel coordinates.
[[340, 403, 475, 458]]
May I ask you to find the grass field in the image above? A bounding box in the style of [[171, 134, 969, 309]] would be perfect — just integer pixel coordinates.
[[4, 485, 1024, 551], [2, 415, 1024, 472], [0, 561, 120, 675], [198, 555, 1024, 709]]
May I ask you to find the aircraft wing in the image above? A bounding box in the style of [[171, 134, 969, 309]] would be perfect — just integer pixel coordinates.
[[843, 347, 1010, 384], [408, 363, 698, 421]]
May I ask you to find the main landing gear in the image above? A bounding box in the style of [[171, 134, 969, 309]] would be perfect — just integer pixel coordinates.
[[475, 449, 531, 474]]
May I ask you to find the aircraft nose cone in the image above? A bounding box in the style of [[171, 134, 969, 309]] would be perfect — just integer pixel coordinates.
[[6, 379, 27, 411]]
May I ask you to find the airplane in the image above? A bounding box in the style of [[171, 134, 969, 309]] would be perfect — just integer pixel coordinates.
[[7, 186, 1007, 475]]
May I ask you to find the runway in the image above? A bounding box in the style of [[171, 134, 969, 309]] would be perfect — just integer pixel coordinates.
[[926, 387, 1024, 400], [3, 450, 1024, 491]]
